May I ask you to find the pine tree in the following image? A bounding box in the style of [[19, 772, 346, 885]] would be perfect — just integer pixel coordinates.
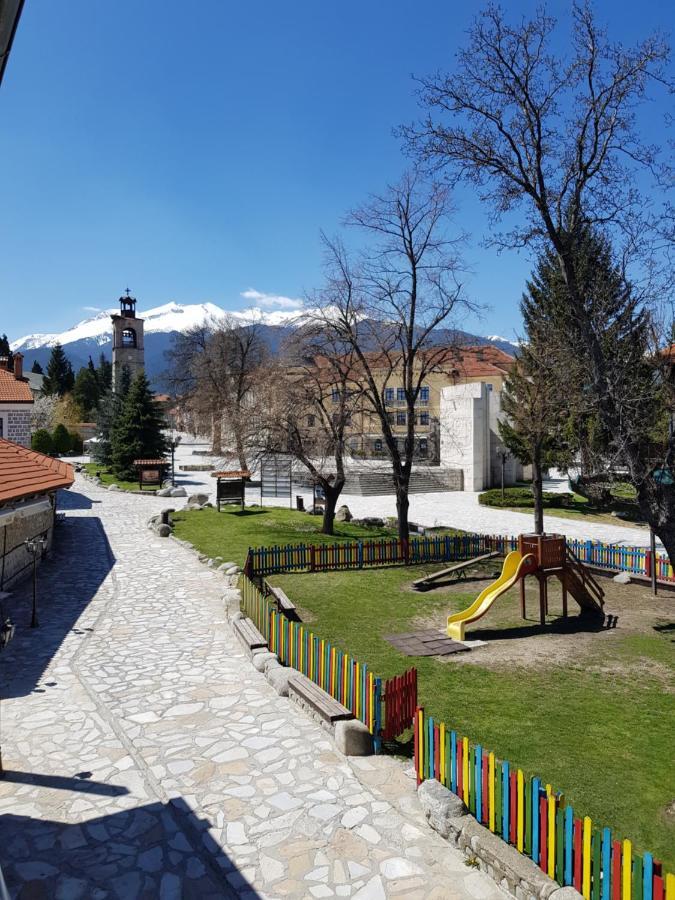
[[93, 389, 120, 467], [111, 373, 168, 480], [43, 343, 75, 396], [0, 334, 14, 371], [72, 366, 101, 418], [96, 353, 112, 392], [31, 360, 44, 374]]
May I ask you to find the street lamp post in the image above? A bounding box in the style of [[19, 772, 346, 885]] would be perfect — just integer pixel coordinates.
[[24, 538, 46, 628], [497, 449, 510, 501], [169, 435, 182, 487]]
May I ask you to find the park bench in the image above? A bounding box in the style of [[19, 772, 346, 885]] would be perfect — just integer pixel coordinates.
[[233, 617, 267, 655], [268, 585, 300, 621], [288, 674, 354, 725]]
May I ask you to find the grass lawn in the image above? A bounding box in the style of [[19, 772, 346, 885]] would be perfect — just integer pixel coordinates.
[[267, 564, 674, 868], [82, 462, 154, 493], [171, 505, 399, 566]]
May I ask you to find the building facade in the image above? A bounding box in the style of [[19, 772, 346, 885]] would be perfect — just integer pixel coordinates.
[[0, 438, 74, 589], [111, 291, 145, 391], [0, 353, 33, 447]]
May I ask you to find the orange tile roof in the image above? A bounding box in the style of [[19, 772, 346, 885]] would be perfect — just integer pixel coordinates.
[[0, 368, 33, 403], [0, 439, 74, 504]]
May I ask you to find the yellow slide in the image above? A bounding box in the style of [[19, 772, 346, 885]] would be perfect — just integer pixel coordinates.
[[447, 551, 536, 641]]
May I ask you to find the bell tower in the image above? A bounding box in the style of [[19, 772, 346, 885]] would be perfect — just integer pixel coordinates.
[[111, 289, 145, 391]]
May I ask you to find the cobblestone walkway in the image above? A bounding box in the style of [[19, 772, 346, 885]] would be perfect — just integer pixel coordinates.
[[0, 476, 504, 900]]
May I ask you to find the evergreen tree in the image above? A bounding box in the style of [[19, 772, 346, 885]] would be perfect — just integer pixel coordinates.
[[93, 389, 120, 467], [31, 429, 54, 455], [52, 423, 73, 455], [31, 360, 44, 374], [0, 334, 14, 371], [111, 373, 168, 480], [43, 343, 75, 396], [72, 366, 101, 418], [96, 353, 112, 392]]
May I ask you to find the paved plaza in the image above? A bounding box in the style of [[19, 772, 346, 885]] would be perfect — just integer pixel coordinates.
[[161, 441, 653, 548], [0, 475, 505, 899]]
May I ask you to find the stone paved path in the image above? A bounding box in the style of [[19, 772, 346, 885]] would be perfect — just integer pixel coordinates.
[[0, 476, 505, 900]]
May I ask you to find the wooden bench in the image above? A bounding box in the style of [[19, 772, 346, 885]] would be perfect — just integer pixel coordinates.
[[269, 586, 299, 621], [233, 617, 268, 654], [288, 674, 353, 724]]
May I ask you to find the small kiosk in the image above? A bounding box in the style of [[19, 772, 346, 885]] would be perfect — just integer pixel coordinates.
[[134, 459, 170, 491], [211, 470, 251, 511]]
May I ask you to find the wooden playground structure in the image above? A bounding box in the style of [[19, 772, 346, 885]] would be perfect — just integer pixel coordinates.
[[517, 533, 605, 624]]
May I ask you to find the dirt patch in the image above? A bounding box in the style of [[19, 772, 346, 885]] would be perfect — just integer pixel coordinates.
[[409, 570, 674, 672]]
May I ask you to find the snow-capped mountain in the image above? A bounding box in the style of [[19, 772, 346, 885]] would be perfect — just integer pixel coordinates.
[[10, 301, 306, 352], [10, 301, 518, 386]]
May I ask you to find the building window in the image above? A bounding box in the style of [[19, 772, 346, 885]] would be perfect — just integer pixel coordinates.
[[419, 438, 428, 457], [396, 411, 406, 426], [420, 411, 430, 426], [396, 388, 405, 403], [386, 412, 394, 424], [307, 414, 315, 427], [0, 416, 3, 438], [419, 385, 430, 403], [384, 387, 394, 404], [374, 439, 383, 452], [121, 328, 137, 348], [331, 388, 340, 403]]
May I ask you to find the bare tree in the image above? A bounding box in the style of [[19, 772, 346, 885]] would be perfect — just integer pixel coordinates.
[[264, 331, 363, 535], [405, 4, 675, 563], [166, 315, 269, 470], [312, 171, 473, 543]]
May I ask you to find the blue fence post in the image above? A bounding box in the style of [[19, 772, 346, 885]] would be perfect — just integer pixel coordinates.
[[532, 777, 540, 863], [565, 807, 575, 886], [502, 761, 510, 840]]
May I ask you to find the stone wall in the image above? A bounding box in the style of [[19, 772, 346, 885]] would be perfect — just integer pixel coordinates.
[[0, 502, 54, 590], [0, 405, 32, 447]]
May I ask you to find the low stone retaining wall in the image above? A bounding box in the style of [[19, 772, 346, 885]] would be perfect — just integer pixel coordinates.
[[418, 779, 583, 900]]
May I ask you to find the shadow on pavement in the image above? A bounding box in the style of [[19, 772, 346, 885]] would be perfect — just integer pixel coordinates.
[[0, 799, 253, 899], [57, 489, 96, 511], [0, 514, 115, 698]]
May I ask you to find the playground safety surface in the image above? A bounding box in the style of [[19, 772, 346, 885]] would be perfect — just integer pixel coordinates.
[[384, 629, 471, 656]]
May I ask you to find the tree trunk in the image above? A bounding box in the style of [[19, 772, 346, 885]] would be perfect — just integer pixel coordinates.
[[531, 449, 545, 535], [395, 479, 410, 545], [211, 414, 222, 455], [637, 478, 675, 571], [321, 478, 345, 536], [234, 430, 248, 472]]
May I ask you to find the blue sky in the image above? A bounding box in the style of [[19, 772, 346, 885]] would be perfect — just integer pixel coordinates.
[[1, 0, 673, 341]]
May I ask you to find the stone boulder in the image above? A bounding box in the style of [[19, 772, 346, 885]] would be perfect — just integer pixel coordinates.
[[187, 493, 209, 507], [613, 571, 632, 584], [156, 487, 173, 497], [417, 778, 468, 842], [108, 484, 120, 492], [170, 487, 187, 498], [156, 524, 172, 538], [218, 561, 237, 572], [335, 505, 352, 523]]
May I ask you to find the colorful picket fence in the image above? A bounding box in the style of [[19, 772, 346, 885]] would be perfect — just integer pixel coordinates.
[[239, 573, 417, 747], [245, 534, 675, 584], [414, 707, 674, 900]]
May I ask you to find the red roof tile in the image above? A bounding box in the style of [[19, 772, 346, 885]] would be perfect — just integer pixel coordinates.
[[0, 439, 74, 504], [0, 368, 33, 403]]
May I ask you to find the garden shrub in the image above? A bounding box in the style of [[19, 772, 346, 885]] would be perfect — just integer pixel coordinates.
[[31, 428, 54, 455]]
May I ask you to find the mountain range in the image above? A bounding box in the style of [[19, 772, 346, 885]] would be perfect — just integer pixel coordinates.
[[10, 302, 518, 386]]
